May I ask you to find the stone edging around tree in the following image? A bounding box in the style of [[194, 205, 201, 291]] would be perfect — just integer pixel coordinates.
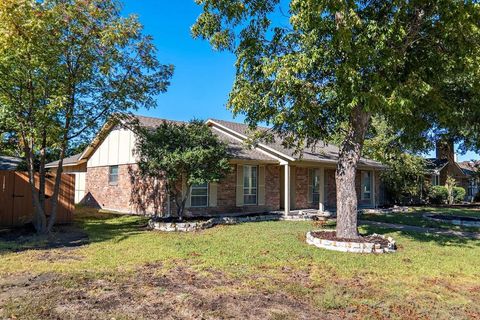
[[305, 230, 397, 254]]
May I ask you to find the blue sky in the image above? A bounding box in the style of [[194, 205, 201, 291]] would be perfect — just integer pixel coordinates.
[[122, 1, 479, 162]]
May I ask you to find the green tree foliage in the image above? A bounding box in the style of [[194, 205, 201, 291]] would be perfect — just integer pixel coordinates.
[[134, 120, 231, 219], [0, 0, 173, 233], [193, 0, 480, 238], [363, 117, 426, 204]]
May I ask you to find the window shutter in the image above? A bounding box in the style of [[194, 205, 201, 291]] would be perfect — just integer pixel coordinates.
[[307, 169, 313, 204], [209, 182, 217, 207], [258, 165, 266, 205], [290, 166, 296, 209], [236, 165, 244, 206]]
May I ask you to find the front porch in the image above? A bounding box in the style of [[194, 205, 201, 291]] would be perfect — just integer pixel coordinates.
[[279, 163, 381, 216]]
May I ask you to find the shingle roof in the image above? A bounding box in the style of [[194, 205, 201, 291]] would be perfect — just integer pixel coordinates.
[[208, 119, 385, 168], [212, 129, 277, 161], [45, 153, 83, 168], [458, 161, 479, 176], [46, 114, 388, 167], [129, 116, 275, 161], [424, 158, 449, 173], [0, 156, 22, 170], [129, 114, 184, 128]]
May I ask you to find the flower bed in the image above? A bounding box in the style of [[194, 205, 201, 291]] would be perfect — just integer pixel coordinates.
[[306, 230, 396, 253]]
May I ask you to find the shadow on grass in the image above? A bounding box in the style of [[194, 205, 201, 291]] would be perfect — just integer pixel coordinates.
[[0, 210, 148, 254], [360, 224, 480, 248]]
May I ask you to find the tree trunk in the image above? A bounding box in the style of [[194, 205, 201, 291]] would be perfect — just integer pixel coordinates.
[[23, 141, 47, 234], [47, 144, 66, 232], [38, 129, 47, 213], [177, 184, 190, 221], [335, 106, 371, 239]]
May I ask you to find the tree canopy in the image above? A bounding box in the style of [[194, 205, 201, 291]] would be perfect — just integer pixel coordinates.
[[193, 0, 480, 238], [0, 0, 173, 233], [134, 120, 231, 219]]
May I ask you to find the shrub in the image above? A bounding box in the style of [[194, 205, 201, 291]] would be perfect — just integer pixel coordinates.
[[453, 187, 466, 203], [428, 186, 448, 204]]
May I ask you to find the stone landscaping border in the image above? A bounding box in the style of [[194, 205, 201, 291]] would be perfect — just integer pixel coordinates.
[[306, 230, 396, 254], [423, 214, 480, 228], [148, 214, 306, 232]]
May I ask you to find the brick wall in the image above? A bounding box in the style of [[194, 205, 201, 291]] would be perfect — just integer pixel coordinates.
[[186, 164, 281, 216], [85, 165, 135, 212], [293, 167, 317, 209], [325, 169, 382, 209], [85, 163, 281, 216], [84, 163, 382, 214], [326, 169, 337, 208]]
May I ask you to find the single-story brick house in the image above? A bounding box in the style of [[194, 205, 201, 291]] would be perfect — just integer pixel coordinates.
[[425, 140, 480, 202], [47, 115, 386, 216]]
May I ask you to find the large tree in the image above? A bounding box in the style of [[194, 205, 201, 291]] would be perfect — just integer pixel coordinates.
[[192, 0, 480, 238], [133, 120, 231, 219], [0, 0, 173, 233]]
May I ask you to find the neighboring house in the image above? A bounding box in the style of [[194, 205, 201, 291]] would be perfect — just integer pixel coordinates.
[[457, 161, 480, 201], [425, 140, 480, 202], [46, 153, 87, 204], [46, 115, 386, 216], [0, 156, 22, 171]]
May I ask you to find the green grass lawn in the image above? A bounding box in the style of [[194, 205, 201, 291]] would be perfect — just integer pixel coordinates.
[[1, 206, 479, 319], [362, 206, 480, 232]]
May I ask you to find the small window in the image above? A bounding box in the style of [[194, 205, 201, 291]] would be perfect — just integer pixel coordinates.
[[361, 171, 372, 200], [431, 174, 440, 186], [311, 169, 320, 204], [109, 165, 119, 185], [243, 165, 258, 205], [190, 183, 209, 207]]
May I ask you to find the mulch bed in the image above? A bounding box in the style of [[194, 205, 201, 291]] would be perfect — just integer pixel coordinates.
[[310, 230, 390, 246]]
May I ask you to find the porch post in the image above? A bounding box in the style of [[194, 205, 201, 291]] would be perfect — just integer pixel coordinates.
[[319, 167, 325, 212], [372, 170, 376, 208], [283, 164, 290, 215]]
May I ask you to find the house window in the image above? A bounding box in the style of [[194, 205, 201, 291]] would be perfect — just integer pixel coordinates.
[[361, 171, 372, 200], [108, 165, 119, 185], [431, 174, 440, 186], [190, 183, 208, 207], [312, 170, 320, 204], [243, 165, 258, 205]]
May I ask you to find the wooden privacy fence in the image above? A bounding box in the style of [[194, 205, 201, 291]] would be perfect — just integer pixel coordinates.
[[0, 171, 75, 228]]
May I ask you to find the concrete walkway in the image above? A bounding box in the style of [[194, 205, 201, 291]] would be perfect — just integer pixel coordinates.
[[359, 220, 480, 240]]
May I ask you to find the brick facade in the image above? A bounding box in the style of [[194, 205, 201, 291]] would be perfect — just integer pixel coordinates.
[[294, 167, 317, 209], [85, 164, 281, 216], [325, 168, 381, 209], [185, 164, 281, 216], [84, 165, 137, 212], [85, 163, 381, 215]]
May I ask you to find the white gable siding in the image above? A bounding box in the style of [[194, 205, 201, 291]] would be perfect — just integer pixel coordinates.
[[87, 128, 137, 168]]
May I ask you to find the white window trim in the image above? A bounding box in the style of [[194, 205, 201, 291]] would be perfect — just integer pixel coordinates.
[[190, 183, 209, 208], [243, 165, 258, 206], [361, 171, 372, 201], [108, 165, 119, 185]]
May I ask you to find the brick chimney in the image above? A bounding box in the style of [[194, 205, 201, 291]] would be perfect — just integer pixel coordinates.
[[436, 139, 456, 163]]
